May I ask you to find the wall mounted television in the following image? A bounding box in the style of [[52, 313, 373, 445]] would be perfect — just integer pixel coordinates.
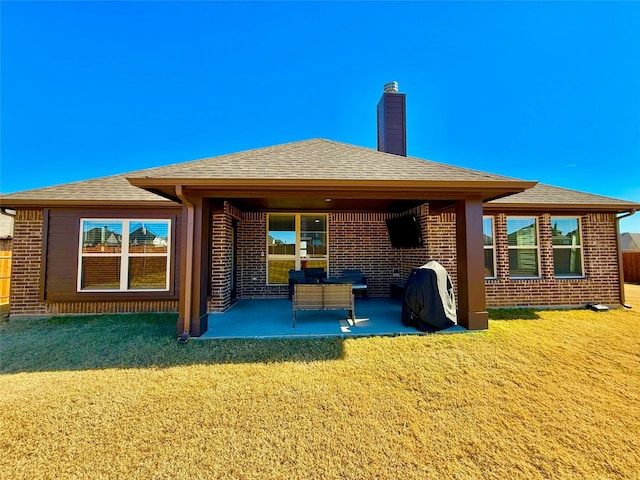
[[385, 214, 423, 249]]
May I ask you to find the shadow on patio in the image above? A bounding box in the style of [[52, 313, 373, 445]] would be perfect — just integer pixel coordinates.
[[200, 297, 466, 339]]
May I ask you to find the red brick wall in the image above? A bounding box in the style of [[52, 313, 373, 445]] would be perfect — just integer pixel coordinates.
[[233, 209, 433, 299], [424, 212, 458, 277], [401, 210, 621, 308], [230, 208, 621, 308], [9, 210, 46, 316], [328, 212, 400, 296], [234, 211, 416, 300], [10, 205, 623, 317], [387, 206, 428, 283], [236, 212, 277, 298], [485, 212, 621, 307], [401, 207, 459, 287], [384, 207, 459, 289], [208, 202, 242, 312]]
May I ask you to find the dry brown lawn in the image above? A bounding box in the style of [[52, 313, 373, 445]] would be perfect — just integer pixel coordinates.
[[1, 285, 639, 479]]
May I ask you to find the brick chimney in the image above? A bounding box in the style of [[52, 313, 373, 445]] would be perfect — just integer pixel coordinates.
[[377, 81, 406, 156]]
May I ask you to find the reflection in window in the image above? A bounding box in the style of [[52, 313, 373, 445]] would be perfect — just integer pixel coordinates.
[[551, 217, 583, 277], [81, 221, 123, 254], [78, 219, 171, 291], [300, 215, 327, 257], [268, 215, 296, 255], [129, 257, 167, 290], [507, 217, 539, 278], [81, 257, 121, 290], [129, 222, 169, 253], [267, 260, 296, 285], [483, 216, 496, 278], [266, 214, 328, 285]]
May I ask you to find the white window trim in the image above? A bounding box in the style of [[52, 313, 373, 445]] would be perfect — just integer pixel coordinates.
[[551, 215, 585, 278], [483, 215, 497, 279], [266, 213, 329, 285], [77, 218, 171, 292], [507, 216, 541, 279]]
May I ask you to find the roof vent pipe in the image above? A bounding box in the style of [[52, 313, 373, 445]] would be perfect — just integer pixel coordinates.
[[383, 81, 399, 93]]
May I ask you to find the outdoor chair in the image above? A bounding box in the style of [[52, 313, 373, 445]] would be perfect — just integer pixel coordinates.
[[292, 283, 354, 328], [342, 269, 369, 299], [288, 268, 327, 300], [288, 270, 306, 300]]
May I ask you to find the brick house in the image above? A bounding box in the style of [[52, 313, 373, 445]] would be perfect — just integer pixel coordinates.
[[2, 84, 638, 338]]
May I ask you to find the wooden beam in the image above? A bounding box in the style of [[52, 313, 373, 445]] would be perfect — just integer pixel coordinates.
[[455, 197, 489, 330], [177, 194, 210, 337]]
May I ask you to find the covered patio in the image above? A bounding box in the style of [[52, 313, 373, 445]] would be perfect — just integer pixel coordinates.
[[198, 297, 466, 339], [126, 139, 536, 339]]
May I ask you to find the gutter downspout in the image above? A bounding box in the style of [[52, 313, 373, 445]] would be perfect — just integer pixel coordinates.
[[616, 209, 636, 309], [175, 185, 195, 342]]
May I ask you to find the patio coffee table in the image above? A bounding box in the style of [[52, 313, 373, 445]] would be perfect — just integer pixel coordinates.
[[322, 277, 354, 284], [323, 277, 369, 299]]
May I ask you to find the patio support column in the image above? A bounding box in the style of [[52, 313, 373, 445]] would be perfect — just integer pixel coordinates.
[[177, 191, 210, 337], [455, 197, 488, 330]]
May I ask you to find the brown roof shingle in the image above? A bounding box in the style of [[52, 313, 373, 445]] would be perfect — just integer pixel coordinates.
[[486, 183, 639, 211], [2, 139, 526, 206], [2, 138, 638, 213], [128, 138, 523, 182], [1, 174, 169, 205], [620, 232, 640, 251]]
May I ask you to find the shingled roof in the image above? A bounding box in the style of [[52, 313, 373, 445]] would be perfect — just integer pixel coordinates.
[[0, 173, 171, 206], [127, 138, 522, 182], [485, 183, 640, 212], [1, 138, 637, 214], [2, 139, 530, 207], [620, 232, 640, 251]]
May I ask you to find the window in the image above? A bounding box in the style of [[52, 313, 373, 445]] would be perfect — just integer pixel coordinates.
[[483, 216, 496, 278], [551, 217, 583, 277], [507, 217, 539, 278], [78, 219, 171, 291], [267, 214, 327, 284]]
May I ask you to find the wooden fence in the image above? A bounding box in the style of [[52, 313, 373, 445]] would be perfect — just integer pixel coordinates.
[[0, 250, 10, 305], [622, 251, 640, 284]]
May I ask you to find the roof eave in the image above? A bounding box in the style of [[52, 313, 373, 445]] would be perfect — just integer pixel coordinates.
[[127, 177, 538, 201], [0, 199, 179, 209], [484, 202, 640, 214]]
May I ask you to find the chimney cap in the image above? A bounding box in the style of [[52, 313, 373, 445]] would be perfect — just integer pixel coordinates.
[[383, 81, 399, 93]]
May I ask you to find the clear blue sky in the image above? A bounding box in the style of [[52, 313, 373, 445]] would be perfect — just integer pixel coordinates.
[[2, 1, 639, 232]]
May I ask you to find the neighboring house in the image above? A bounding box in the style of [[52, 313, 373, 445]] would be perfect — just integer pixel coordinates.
[[620, 233, 640, 284], [0, 207, 13, 245], [2, 83, 639, 337], [620, 233, 640, 252], [0, 208, 14, 307]]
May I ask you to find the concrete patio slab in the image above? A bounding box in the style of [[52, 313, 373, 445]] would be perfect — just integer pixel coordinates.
[[198, 297, 466, 339]]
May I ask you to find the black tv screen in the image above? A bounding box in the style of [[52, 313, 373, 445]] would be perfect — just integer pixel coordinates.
[[386, 214, 423, 249]]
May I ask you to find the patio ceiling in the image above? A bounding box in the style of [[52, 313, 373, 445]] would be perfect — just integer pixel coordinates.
[[224, 196, 426, 213], [130, 178, 537, 213]]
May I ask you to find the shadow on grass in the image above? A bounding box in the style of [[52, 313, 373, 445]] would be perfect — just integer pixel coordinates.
[[0, 313, 345, 374], [488, 308, 540, 320]]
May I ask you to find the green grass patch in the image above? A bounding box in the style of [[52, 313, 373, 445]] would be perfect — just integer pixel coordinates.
[[0, 313, 344, 373], [488, 307, 540, 320]]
